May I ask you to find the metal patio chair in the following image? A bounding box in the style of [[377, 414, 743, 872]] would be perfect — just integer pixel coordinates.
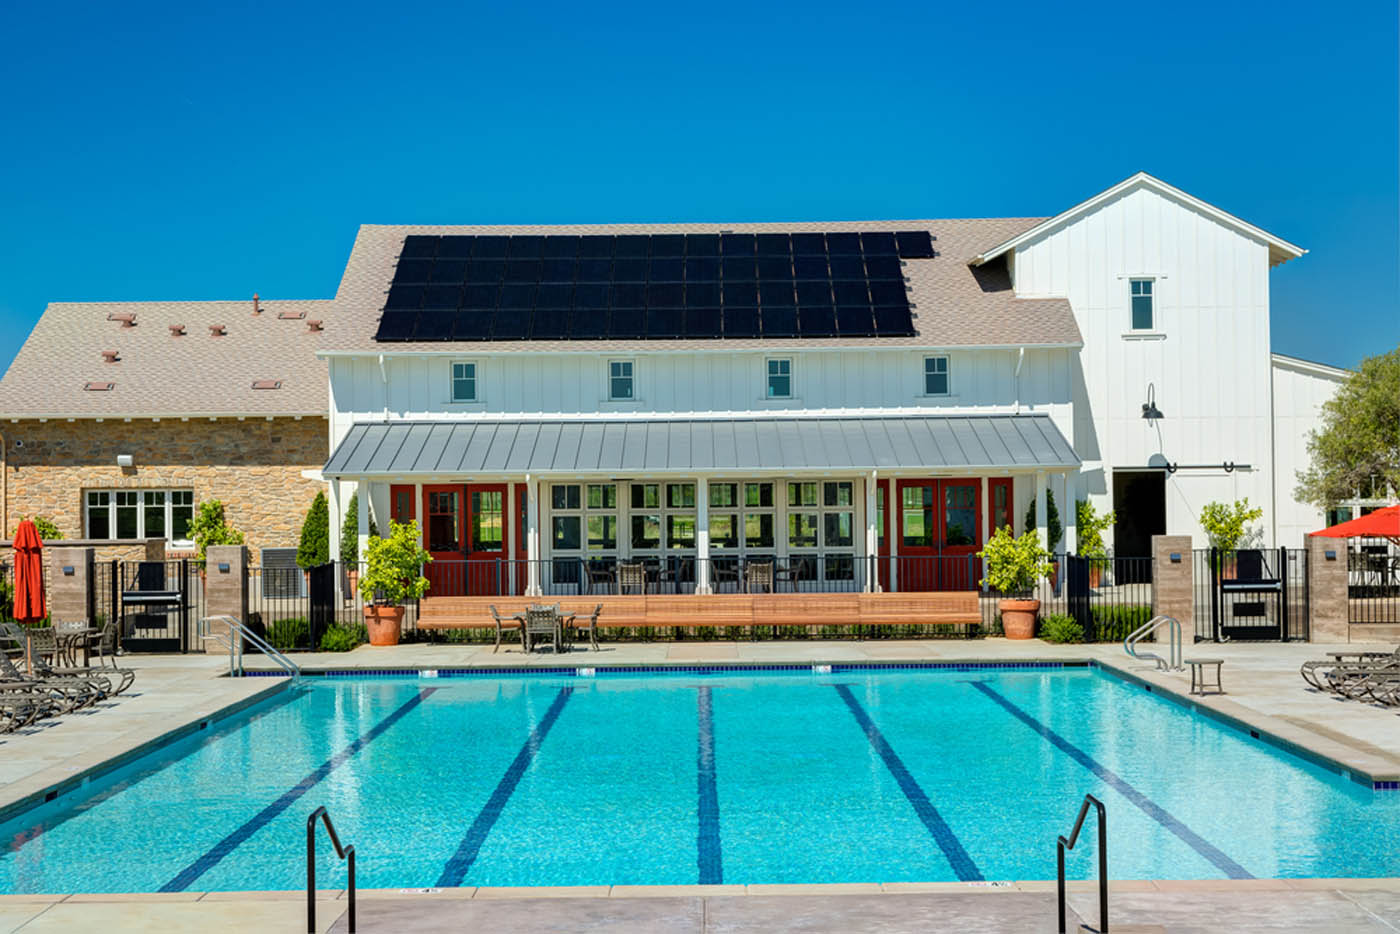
[[487, 605, 524, 653], [617, 562, 647, 595], [524, 604, 563, 654], [744, 560, 774, 594]]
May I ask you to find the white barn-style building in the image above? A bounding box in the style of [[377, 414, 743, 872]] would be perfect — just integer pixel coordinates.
[[316, 173, 1346, 596]]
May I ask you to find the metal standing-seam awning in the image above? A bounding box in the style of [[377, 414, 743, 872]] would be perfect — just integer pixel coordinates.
[[323, 415, 1079, 478]]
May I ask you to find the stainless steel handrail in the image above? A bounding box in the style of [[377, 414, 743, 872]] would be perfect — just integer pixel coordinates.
[[1124, 614, 1182, 671], [198, 615, 301, 684], [307, 806, 355, 933], [1058, 793, 1107, 934]]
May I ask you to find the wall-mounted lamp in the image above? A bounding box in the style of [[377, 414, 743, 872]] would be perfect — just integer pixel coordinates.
[[1169, 553, 1182, 563], [217, 562, 231, 573], [62, 565, 75, 576], [1141, 383, 1164, 421], [116, 454, 134, 468], [1325, 550, 1338, 561]]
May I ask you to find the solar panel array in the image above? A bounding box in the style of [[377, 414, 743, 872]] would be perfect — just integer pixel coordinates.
[[374, 230, 935, 342]]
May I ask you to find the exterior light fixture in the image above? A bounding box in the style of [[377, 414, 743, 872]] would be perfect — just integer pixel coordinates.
[[116, 454, 134, 468], [1141, 383, 1164, 421]]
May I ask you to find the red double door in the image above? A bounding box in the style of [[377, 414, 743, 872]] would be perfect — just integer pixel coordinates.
[[392, 483, 526, 596], [874, 478, 1011, 592]]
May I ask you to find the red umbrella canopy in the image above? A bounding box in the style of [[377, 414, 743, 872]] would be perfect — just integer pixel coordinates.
[[1309, 503, 1400, 541], [12, 519, 45, 622]]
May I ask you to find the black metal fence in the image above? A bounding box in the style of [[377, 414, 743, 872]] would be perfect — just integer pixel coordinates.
[[1192, 547, 1309, 642], [1347, 537, 1400, 624], [244, 560, 389, 651]]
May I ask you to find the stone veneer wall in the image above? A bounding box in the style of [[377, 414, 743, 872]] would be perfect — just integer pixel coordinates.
[[1, 417, 326, 559]]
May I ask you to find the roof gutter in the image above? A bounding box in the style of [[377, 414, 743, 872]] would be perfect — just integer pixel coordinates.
[[314, 340, 1085, 360]]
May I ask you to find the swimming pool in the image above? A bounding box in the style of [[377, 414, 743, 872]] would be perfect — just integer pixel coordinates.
[[2, 665, 1397, 893]]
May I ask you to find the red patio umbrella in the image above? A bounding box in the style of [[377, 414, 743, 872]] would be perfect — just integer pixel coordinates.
[[1308, 503, 1400, 543], [12, 518, 45, 623]]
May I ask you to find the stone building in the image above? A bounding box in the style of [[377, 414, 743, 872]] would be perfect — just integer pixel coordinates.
[[0, 298, 332, 562]]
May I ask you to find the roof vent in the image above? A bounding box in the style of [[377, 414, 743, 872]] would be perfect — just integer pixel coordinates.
[[278, 310, 306, 320], [169, 324, 186, 336], [83, 381, 115, 392], [306, 319, 324, 332], [100, 350, 119, 364], [209, 324, 227, 337], [251, 379, 282, 390], [107, 312, 136, 327], [252, 293, 261, 316]]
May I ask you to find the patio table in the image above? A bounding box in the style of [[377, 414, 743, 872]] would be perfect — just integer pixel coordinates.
[[55, 627, 97, 667]]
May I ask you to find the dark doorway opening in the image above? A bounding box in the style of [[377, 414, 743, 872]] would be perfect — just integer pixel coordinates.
[[1113, 470, 1165, 581]]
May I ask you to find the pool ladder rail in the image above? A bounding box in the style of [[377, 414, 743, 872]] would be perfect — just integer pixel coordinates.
[[1124, 614, 1183, 672], [1058, 793, 1108, 934], [307, 806, 356, 933], [198, 614, 302, 685]]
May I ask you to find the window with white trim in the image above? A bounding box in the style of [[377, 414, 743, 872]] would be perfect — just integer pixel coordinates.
[[608, 360, 634, 400], [550, 483, 617, 554], [1130, 279, 1154, 330], [85, 489, 194, 543], [451, 361, 477, 402], [924, 355, 949, 396], [766, 358, 792, 398]]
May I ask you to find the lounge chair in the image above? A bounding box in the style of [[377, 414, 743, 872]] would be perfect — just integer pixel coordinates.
[[0, 650, 102, 712], [0, 690, 49, 732], [1300, 646, 1397, 690], [87, 620, 137, 694], [22, 627, 129, 699], [487, 605, 523, 653]]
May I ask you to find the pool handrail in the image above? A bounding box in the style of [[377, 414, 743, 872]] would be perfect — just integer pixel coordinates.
[[1124, 614, 1183, 671], [1057, 793, 1107, 934], [198, 615, 301, 684], [307, 806, 356, 934]]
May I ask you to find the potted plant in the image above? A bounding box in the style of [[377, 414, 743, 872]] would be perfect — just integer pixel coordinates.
[[1199, 498, 1263, 579], [1075, 499, 1114, 587], [979, 526, 1053, 640], [340, 491, 378, 595], [296, 492, 330, 584], [189, 500, 245, 578], [358, 519, 431, 646]]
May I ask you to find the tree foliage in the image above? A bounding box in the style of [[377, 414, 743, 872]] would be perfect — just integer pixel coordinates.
[[358, 520, 431, 604], [1075, 499, 1114, 558], [19, 516, 63, 540], [1295, 347, 1400, 509], [296, 492, 330, 569], [978, 526, 1053, 595], [1199, 498, 1264, 551], [340, 491, 380, 565], [190, 500, 244, 567], [1023, 489, 1062, 552]]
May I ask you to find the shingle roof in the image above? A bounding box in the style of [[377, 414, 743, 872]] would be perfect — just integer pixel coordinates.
[[323, 218, 1081, 353], [0, 299, 332, 417]]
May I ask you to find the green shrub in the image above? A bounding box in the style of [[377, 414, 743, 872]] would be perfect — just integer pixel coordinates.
[[1041, 613, 1084, 644], [339, 492, 380, 566], [296, 492, 331, 569], [1024, 489, 1062, 552], [267, 617, 310, 650], [979, 527, 1053, 595], [1075, 500, 1113, 558], [1090, 604, 1153, 642], [319, 624, 367, 652], [359, 520, 431, 604], [1199, 498, 1264, 552], [19, 516, 63, 540], [190, 500, 244, 568]]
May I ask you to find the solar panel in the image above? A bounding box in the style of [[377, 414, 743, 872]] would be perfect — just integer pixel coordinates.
[[378, 231, 929, 342]]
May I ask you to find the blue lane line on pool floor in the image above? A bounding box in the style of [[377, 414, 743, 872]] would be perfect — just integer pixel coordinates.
[[969, 681, 1253, 880], [833, 684, 983, 881], [696, 686, 723, 884], [160, 687, 437, 893], [437, 687, 574, 887]]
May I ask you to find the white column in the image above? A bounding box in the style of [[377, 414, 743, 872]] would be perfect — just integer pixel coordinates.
[[328, 479, 343, 604], [864, 471, 878, 593], [889, 478, 899, 593], [413, 482, 424, 547], [695, 477, 711, 594], [980, 475, 991, 592], [357, 478, 370, 564], [526, 476, 541, 595], [1034, 470, 1048, 551], [1063, 470, 1079, 556]]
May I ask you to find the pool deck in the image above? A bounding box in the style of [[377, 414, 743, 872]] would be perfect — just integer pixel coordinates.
[[1, 638, 1398, 931]]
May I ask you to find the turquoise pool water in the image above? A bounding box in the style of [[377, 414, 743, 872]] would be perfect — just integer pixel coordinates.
[[2, 666, 1397, 893]]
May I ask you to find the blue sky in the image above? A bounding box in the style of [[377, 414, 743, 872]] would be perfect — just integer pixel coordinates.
[[0, 1, 1395, 371]]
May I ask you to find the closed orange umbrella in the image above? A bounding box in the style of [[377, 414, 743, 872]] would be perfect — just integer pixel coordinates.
[[12, 519, 45, 623]]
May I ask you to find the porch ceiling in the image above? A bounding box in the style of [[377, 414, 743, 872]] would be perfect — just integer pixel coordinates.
[[323, 415, 1079, 478]]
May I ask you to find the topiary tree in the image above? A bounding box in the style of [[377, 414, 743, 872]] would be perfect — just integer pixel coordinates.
[[339, 491, 380, 566], [978, 526, 1053, 596], [189, 500, 245, 568], [358, 520, 431, 605], [1024, 489, 1063, 552], [1075, 499, 1114, 558], [1199, 498, 1264, 552], [296, 491, 330, 569]]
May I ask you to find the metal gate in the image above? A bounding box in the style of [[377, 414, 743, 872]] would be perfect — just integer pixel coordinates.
[[1207, 547, 1308, 642], [308, 562, 336, 649], [115, 559, 194, 652]]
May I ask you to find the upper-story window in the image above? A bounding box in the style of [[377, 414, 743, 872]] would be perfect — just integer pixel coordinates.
[[1130, 279, 1154, 330], [766, 358, 792, 398], [451, 361, 477, 402], [609, 360, 634, 400], [924, 356, 949, 395]]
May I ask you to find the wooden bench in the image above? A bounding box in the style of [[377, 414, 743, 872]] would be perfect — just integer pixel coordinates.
[[857, 591, 981, 627], [646, 595, 754, 629]]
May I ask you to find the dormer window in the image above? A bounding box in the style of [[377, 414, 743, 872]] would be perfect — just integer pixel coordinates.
[[1130, 279, 1154, 330], [451, 361, 477, 402]]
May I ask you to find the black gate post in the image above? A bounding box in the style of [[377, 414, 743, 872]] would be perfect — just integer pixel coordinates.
[[111, 558, 121, 653], [1209, 547, 1221, 642], [179, 558, 189, 653], [1066, 555, 1092, 637]]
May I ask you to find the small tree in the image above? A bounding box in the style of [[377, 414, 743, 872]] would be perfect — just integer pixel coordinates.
[[296, 492, 330, 569], [189, 500, 245, 568], [19, 516, 63, 540], [358, 520, 431, 605], [1295, 346, 1400, 510], [1075, 499, 1114, 558], [340, 491, 380, 565], [978, 526, 1053, 596], [1023, 489, 1063, 552], [1199, 498, 1264, 552]]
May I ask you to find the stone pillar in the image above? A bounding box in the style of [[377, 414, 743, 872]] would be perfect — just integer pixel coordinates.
[[47, 546, 94, 624], [1151, 535, 1193, 644], [1307, 535, 1348, 643], [142, 538, 167, 562], [203, 545, 248, 654]]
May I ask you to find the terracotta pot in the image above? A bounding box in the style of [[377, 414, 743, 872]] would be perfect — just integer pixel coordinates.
[[999, 598, 1040, 640], [364, 605, 404, 646], [346, 570, 359, 597], [1089, 564, 1102, 589]]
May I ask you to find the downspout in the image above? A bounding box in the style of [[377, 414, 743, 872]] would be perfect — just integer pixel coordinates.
[[1268, 355, 1278, 547], [1013, 347, 1026, 414]]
